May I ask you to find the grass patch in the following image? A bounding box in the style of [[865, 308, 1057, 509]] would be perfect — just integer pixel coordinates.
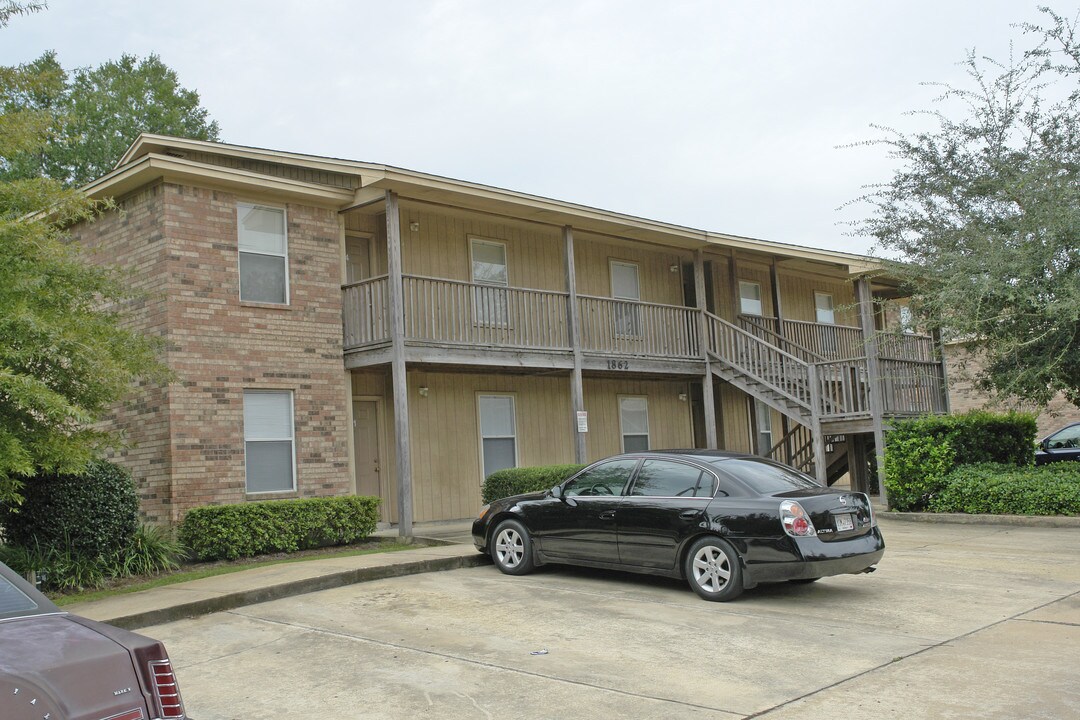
[[51, 540, 416, 607]]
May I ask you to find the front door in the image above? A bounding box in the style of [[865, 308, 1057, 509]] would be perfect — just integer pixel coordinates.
[[353, 399, 385, 520]]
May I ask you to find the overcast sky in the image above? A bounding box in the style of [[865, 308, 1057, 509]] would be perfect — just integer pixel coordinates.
[[4, 1, 1076, 255]]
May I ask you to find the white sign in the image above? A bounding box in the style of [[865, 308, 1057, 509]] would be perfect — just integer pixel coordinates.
[[575, 411, 589, 433]]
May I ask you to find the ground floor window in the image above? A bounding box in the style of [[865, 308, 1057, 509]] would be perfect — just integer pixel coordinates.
[[619, 396, 650, 452], [243, 390, 295, 493], [479, 394, 517, 478], [754, 399, 773, 457]]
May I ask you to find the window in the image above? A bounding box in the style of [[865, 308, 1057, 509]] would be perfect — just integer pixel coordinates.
[[814, 292, 835, 324], [1046, 424, 1080, 449], [471, 238, 509, 326], [720, 458, 821, 493], [630, 459, 715, 497], [739, 281, 762, 316], [244, 390, 295, 493], [238, 203, 288, 304], [479, 394, 517, 479], [610, 260, 641, 335], [619, 396, 650, 452], [899, 305, 914, 334], [564, 458, 638, 497], [754, 399, 773, 457]]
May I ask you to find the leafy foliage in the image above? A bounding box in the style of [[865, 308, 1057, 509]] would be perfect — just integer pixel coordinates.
[[855, 7, 1080, 407], [178, 496, 381, 561], [930, 463, 1080, 515], [0, 459, 139, 559], [0, 5, 171, 503], [482, 464, 586, 504], [883, 411, 1037, 510]]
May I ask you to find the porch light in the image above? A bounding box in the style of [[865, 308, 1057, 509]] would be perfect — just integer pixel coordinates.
[[418, 386, 429, 397], [409, 221, 420, 232], [678, 393, 688, 402]]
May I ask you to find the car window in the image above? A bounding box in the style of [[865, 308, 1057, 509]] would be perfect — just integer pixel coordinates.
[[0, 574, 38, 617], [630, 460, 712, 497], [564, 459, 638, 497], [719, 458, 821, 494], [1047, 425, 1080, 449]]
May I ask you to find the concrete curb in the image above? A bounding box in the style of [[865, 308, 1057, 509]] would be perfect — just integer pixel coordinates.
[[107, 552, 492, 631], [882, 512, 1080, 528]]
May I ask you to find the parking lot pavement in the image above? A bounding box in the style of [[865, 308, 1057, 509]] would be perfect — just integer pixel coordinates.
[[145, 518, 1080, 720]]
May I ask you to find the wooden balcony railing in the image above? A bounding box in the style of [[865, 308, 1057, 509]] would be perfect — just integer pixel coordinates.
[[706, 313, 812, 408], [402, 275, 570, 350], [814, 359, 871, 419], [578, 295, 699, 358], [878, 358, 947, 415], [343, 275, 390, 348], [878, 333, 937, 362]]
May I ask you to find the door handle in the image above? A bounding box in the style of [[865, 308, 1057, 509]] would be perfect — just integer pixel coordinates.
[[679, 510, 701, 520], [599, 511, 616, 520]]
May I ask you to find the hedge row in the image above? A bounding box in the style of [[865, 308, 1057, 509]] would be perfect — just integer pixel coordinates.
[[178, 495, 380, 561], [931, 463, 1080, 516], [482, 464, 586, 504], [883, 411, 1037, 511]]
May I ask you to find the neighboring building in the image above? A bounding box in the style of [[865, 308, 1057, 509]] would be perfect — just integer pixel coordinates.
[[75, 135, 947, 531]]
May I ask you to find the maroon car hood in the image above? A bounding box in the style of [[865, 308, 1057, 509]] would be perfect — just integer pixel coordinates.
[[0, 614, 150, 720]]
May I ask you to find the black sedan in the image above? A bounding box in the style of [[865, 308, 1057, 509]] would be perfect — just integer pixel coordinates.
[[472, 450, 884, 601], [0, 560, 187, 720], [1035, 422, 1080, 465]]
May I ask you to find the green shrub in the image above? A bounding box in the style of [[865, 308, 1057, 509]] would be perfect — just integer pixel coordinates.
[[883, 411, 1038, 511], [930, 463, 1080, 515], [482, 464, 586, 504], [883, 435, 955, 511], [178, 495, 381, 561], [121, 523, 183, 576], [0, 460, 139, 560], [0, 540, 107, 592]]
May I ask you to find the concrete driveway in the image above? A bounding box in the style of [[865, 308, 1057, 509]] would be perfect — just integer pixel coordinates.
[[146, 518, 1080, 719]]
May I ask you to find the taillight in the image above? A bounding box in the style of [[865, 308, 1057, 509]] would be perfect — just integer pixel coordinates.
[[149, 658, 186, 719], [862, 493, 877, 527], [780, 500, 816, 537]]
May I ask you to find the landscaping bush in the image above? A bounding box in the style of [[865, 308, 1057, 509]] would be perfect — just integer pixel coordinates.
[[0, 460, 139, 560], [482, 464, 586, 504], [178, 495, 381, 561], [930, 463, 1080, 516], [883, 411, 1038, 511]]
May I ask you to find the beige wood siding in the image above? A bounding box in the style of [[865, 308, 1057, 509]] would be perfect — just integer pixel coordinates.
[[573, 232, 689, 305], [778, 270, 857, 325], [719, 383, 753, 453], [581, 377, 695, 459]]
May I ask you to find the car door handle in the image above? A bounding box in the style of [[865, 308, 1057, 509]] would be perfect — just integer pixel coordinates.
[[599, 511, 616, 520], [679, 510, 702, 520]]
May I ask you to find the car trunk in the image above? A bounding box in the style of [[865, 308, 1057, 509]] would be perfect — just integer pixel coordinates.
[[0, 615, 151, 720], [776, 488, 874, 541]]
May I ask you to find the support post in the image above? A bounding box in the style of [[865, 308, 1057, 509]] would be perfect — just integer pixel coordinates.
[[386, 191, 413, 539], [807, 363, 828, 485], [564, 226, 587, 464], [694, 249, 717, 448], [770, 258, 791, 455], [855, 277, 888, 507], [728, 250, 740, 321], [932, 327, 951, 413]]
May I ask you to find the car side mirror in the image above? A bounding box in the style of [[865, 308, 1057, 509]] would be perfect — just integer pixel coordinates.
[[1040, 439, 1051, 451], [550, 485, 562, 499]]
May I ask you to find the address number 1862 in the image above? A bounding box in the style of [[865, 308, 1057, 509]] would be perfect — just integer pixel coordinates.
[[607, 360, 630, 370]]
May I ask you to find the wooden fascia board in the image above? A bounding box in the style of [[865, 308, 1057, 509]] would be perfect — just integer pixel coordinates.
[[86, 154, 355, 206]]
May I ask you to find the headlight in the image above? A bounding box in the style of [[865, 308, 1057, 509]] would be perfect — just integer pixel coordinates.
[[477, 504, 491, 520]]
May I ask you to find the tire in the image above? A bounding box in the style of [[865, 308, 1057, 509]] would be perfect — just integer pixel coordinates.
[[490, 519, 535, 576], [684, 536, 743, 601]]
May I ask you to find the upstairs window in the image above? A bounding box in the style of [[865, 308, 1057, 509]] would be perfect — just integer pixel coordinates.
[[610, 260, 642, 336], [814, 292, 836, 324], [238, 203, 288, 304], [739, 281, 763, 316], [471, 238, 509, 326]]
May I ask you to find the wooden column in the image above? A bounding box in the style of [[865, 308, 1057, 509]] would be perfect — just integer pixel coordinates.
[[855, 277, 889, 507], [770, 258, 791, 461], [807, 363, 828, 484], [695, 249, 717, 448], [385, 191, 413, 538], [933, 328, 951, 413], [728, 250, 740, 320], [564, 226, 587, 464]]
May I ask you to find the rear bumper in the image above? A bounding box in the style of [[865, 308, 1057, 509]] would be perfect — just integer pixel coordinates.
[[744, 528, 885, 586]]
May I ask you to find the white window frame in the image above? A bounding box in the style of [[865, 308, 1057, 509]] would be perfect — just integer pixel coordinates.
[[739, 281, 763, 316], [243, 389, 296, 494], [237, 202, 289, 304], [899, 305, 915, 334], [477, 393, 518, 480], [610, 260, 642, 336], [814, 292, 836, 325], [753, 399, 773, 457], [470, 237, 509, 327], [619, 395, 650, 452]]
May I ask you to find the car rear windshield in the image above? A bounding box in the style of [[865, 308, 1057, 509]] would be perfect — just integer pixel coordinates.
[[0, 574, 38, 617], [720, 459, 821, 494]]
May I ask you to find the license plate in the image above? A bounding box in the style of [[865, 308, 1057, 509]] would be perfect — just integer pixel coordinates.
[[835, 513, 854, 532]]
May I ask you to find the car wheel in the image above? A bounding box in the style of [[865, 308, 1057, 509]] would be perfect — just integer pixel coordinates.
[[491, 519, 535, 576], [685, 536, 743, 601]]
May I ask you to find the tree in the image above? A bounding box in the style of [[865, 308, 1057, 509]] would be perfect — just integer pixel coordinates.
[[2, 52, 220, 186], [0, 2, 171, 504], [856, 7, 1080, 408]]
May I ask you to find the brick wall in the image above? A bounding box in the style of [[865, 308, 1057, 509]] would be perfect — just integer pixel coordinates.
[[72, 181, 352, 524]]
